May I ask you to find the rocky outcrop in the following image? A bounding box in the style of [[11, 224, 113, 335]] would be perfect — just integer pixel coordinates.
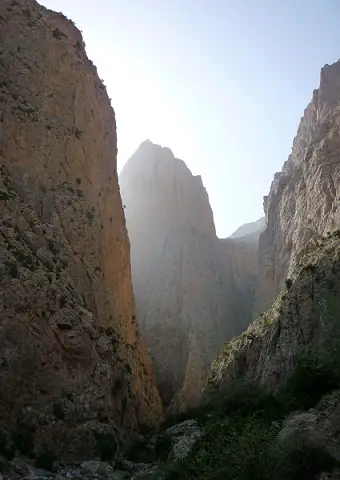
[[206, 231, 340, 394], [229, 217, 265, 248], [119, 141, 257, 410], [0, 0, 162, 460], [255, 62, 340, 315]]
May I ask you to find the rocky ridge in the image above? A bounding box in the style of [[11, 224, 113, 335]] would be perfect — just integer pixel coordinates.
[[229, 216, 265, 248], [255, 61, 340, 315], [0, 0, 162, 461], [119, 141, 258, 410]]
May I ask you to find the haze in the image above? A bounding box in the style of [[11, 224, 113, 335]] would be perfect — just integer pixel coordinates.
[[39, 0, 340, 237]]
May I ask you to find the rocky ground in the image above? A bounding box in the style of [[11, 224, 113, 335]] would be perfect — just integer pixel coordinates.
[[3, 380, 340, 479], [0, 418, 202, 479]]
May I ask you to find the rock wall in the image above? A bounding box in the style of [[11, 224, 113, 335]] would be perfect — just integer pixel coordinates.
[[119, 141, 257, 410], [207, 61, 340, 396], [0, 0, 162, 459], [218, 238, 259, 334], [255, 61, 340, 315], [206, 232, 340, 394], [229, 217, 265, 248]]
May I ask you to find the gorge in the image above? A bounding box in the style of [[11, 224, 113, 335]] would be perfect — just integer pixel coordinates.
[[0, 0, 340, 478]]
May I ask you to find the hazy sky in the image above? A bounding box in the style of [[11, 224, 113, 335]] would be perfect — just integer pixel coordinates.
[[40, 0, 340, 237]]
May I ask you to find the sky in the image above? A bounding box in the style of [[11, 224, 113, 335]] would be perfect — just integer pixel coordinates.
[[40, 0, 340, 237]]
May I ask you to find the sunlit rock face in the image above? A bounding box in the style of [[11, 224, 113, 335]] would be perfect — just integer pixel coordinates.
[[255, 61, 340, 315], [120, 141, 257, 410], [0, 0, 162, 459]]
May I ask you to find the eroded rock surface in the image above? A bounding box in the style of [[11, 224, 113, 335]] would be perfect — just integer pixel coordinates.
[[0, 0, 162, 460], [255, 61, 340, 315], [119, 141, 257, 410], [206, 232, 340, 394]]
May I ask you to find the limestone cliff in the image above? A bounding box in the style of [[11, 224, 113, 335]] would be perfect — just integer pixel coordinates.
[[255, 61, 340, 315], [206, 231, 340, 394], [206, 61, 340, 394], [218, 238, 259, 334], [0, 0, 162, 459], [119, 141, 257, 410], [229, 217, 265, 248]]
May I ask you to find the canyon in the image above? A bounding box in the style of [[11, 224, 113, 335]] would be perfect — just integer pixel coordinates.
[[0, 0, 340, 477]]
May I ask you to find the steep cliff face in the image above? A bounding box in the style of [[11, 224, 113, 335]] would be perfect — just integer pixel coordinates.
[[229, 217, 265, 248], [0, 0, 162, 459], [255, 62, 340, 315], [119, 141, 257, 410], [218, 239, 259, 334], [206, 231, 340, 394]]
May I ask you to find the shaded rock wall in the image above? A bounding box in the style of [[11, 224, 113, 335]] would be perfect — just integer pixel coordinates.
[[0, 0, 162, 459]]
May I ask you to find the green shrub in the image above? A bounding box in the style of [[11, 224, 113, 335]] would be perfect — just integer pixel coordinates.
[[125, 436, 157, 463], [0, 429, 15, 460], [86, 210, 94, 222], [53, 401, 65, 420], [161, 404, 209, 429], [282, 294, 340, 410], [35, 450, 57, 471], [272, 437, 338, 480], [52, 28, 65, 40], [12, 429, 34, 455], [95, 432, 117, 461], [285, 278, 293, 289], [282, 348, 339, 410], [165, 416, 279, 480], [154, 434, 172, 461], [4, 261, 18, 278], [138, 423, 154, 435], [0, 189, 11, 201], [206, 380, 285, 421], [74, 128, 83, 139]]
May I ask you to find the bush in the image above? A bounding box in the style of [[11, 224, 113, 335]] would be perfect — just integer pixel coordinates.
[[95, 432, 117, 461], [125, 437, 157, 463], [52, 28, 65, 40], [155, 434, 172, 461], [206, 380, 285, 421], [161, 404, 210, 430], [12, 429, 34, 455], [35, 450, 56, 471], [285, 278, 293, 289], [273, 437, 338, 480], [164, 416, 279, 480], [0, 429, 15, 460], [281, 348, 339, 410], [4, 261, 18, 278], [53, 401, 65, 420], [165, 414, 338, 480]]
